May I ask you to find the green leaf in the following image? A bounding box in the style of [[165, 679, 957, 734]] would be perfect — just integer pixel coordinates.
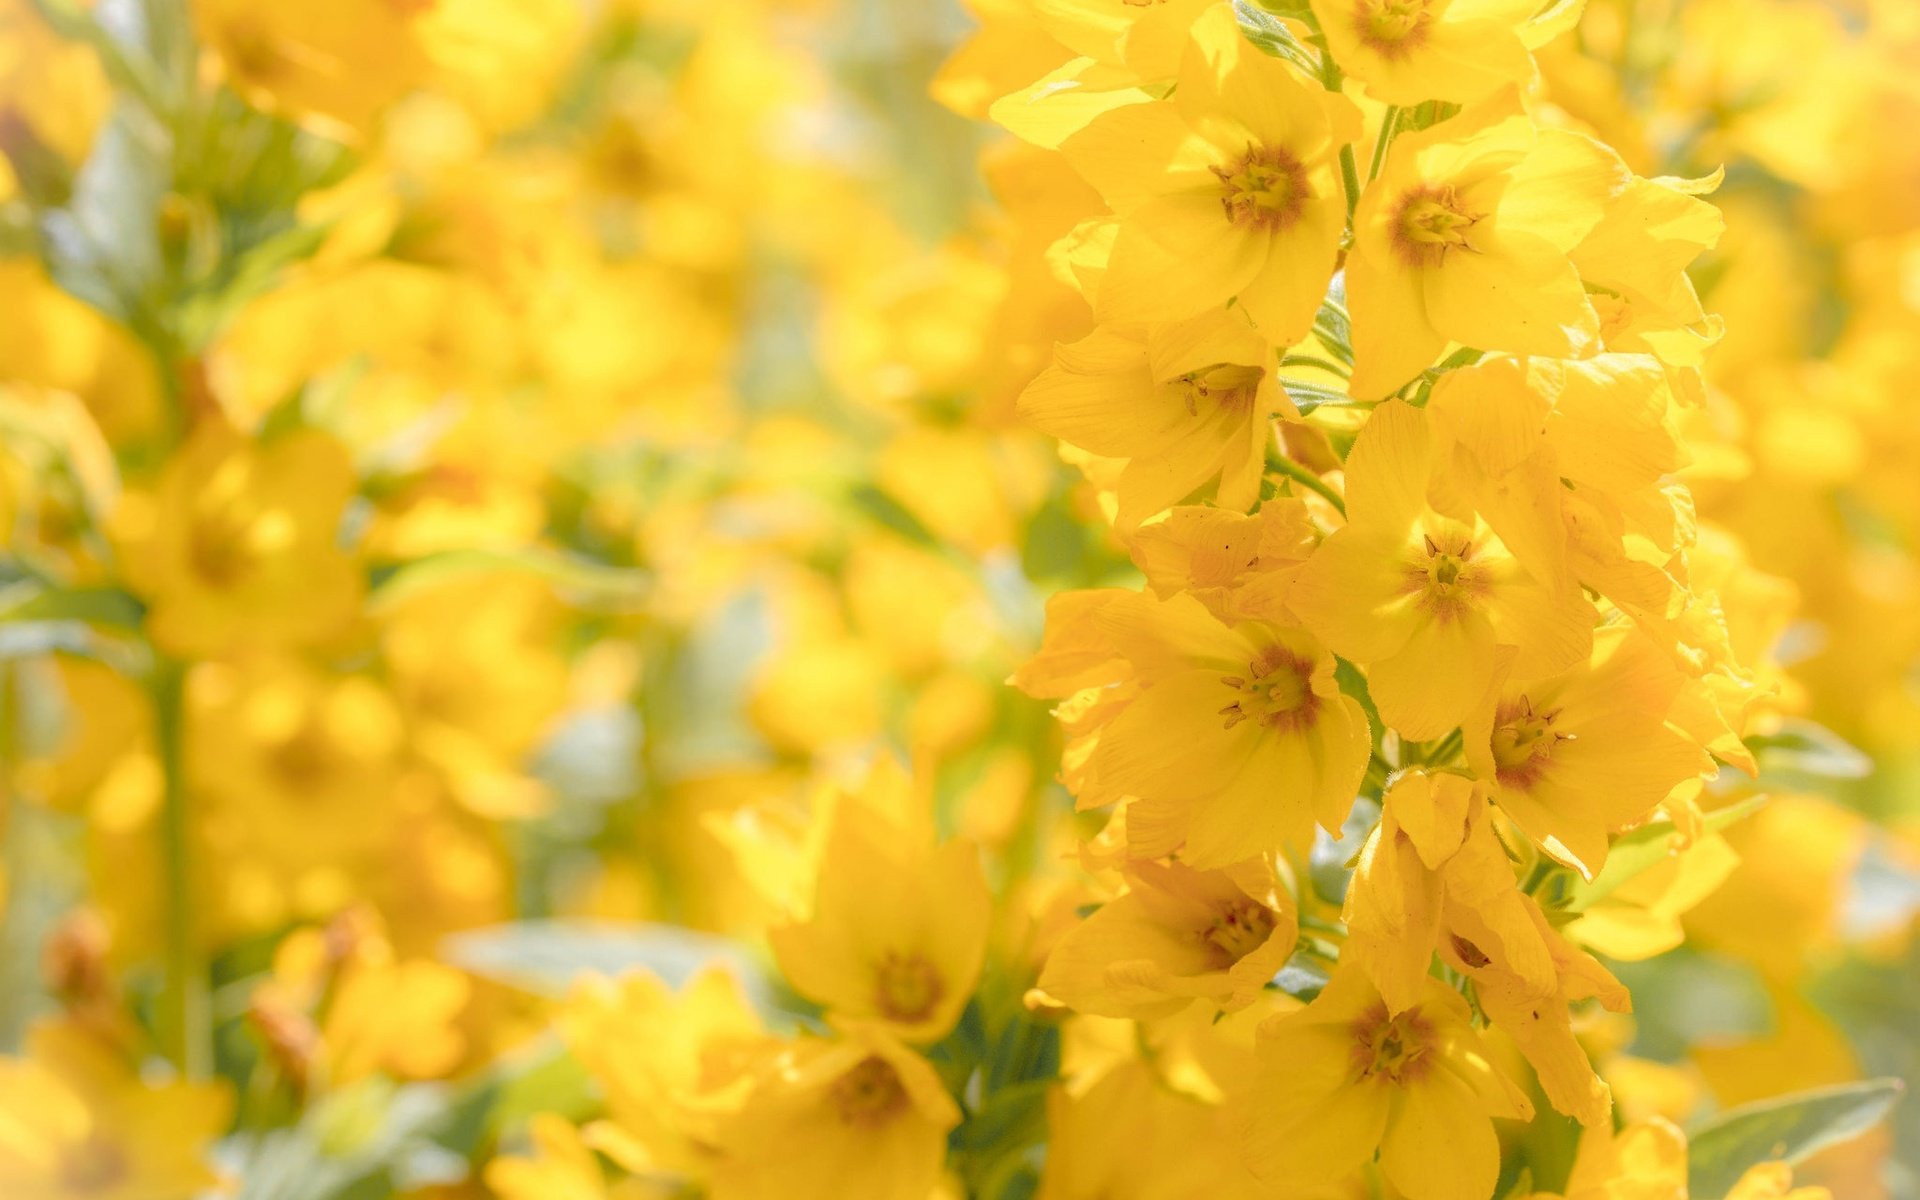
[[1281, 379, 1364, 414], [432, 1041, 596, 1158], [368, 548, 650, 613], [1686, 1078, 1905, 1198], [1564, 794, 1768, 912], [40, 103, 170, 329], [850, 482, 941, 550], [232, 1080, 455, 1200], [1232, 0, 1319, 73], [0, 583, 146, 631], [1313, 276, 1354, 365], [1746, 719, 1872, 785]]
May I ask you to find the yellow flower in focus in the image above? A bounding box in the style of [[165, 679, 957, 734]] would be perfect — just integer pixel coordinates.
[[1038, 854, 1298, 1020], [1019, 311, 1288, 528], [1344, 769, 1627, 1126], [1241, 964, 1533, 1200], [1346, 95, 1622, 399], [1289, 399, 1596, 740], [708, 1026, 960, 1200], [0, 1022, 230, 1200], [116, 424, 362, 659], [1060, 5, 1359, 341], [1061, 589, 1371, 866], [768, 798, 990, 1044], [1464, 623, 1714, 877]]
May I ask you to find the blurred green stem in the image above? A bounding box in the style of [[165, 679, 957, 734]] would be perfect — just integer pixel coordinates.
[[151, 653, 209, 1080]]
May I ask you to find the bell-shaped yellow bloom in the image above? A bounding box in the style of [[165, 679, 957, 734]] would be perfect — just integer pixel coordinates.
[[1289, 399, 1596, 739], [768, 802, 990, 1044], [116, 423, 362, 659], [1465, 623, 1715, 878], [1571, 173, 1725, 375], [1426, 354, 1689, 614], [1241, 965, 1533, 1200], [1059, 5, 1360, 341], [1020, 311, 1288, 528], [1346, 94, 1624, 399], [1127, 499, 1317, 624], [1075, 590, 1371, 866], [709, 1026, 960, 1200], [1311, 0, 1550, 106], [1038, 854, 1298, 1019], [1345, 770, 1627, 1125]]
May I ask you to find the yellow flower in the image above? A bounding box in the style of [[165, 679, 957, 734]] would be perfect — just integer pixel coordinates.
[[561, 967, 770, 1180], [1520, 1117, 1687, 1200], [1019, 310, 1288, 528], [708, 1026, 960, 1200], [1038, 854, 1298, 1020], [1344, 770, 1627, 1126], [1288, 399, 1596, 740], [1346, 94, 1624, 399], [188, 658, 402, 928], [1465, 622, 1714, 877], [116, 424, 362, 659], [1311, 0, 1564, 106], [1038, 1059, 1266, 1200], [379, 573, 568, 820], [1059, 5, 1359, 341], [1067, 589, 1371, 866], [485, 1114, 622, 1200], [0, 1021, 230, 1200], [261, 920, 471, 1087], [767, 798, 990, 1044], [1571, 173, 1725, 376], [193, 0, 432, 140], [1241, 964, 1533, 1200], [1126, 498, 1317, 622]]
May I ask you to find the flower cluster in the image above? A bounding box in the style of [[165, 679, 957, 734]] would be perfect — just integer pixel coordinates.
[[0, 0, 1914, 1198]]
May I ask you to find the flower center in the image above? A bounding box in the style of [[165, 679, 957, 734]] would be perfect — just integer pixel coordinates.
[[831, 1055, 911, 1128], [1489, 696, 1569, 790], [1392, 185, 1478, 267], [1202, 901, 1276, 966], [187, 503, 295, 588], [1213, 145, 1309, 232], [873, 952, 944, 1023], [1350, 1002, 1435, 1085], [1217, 648, 1319, 733], [1171, 363, 1264, 417], [1408, 531, 1482, 620], [1357, 0, 1436, 55]]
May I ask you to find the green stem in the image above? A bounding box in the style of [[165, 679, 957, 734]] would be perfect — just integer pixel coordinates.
[[151, 654, 209, 1080], [1367, 105, 1401, 183], [1310, 36, 1364, 222], [1279, 353, 1352, 379], [1265, 449, 1346, 517], [1338, 144, 1362, 224]]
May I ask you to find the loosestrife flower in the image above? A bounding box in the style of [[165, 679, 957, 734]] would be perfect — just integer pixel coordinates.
[[1061, 6, 1359, 341]]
